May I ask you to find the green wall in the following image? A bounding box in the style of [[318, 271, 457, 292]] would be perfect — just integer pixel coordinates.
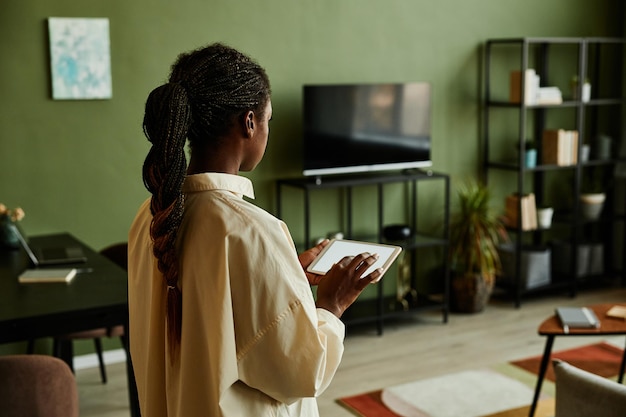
[[0, 0, 623, 357], [1, 1, 622, 251]]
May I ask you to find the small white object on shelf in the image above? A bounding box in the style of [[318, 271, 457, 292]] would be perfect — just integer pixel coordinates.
[[536, 86, 563, 105], [537, 207, 554, 229], [581, 82, 591, 102]]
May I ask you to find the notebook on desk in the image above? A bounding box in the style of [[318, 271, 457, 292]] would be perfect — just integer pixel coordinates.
[[12, 225, 87, 266], [556, 307, 600, 333]]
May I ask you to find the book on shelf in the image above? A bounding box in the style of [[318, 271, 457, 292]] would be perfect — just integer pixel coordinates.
[[18, 268, 77, 284], [556, 307, 600, 333], [504, 192, 537, 231], [509, 70, 562, 105], [510, 69, 540, 104], [542, 129, 578, 166], [535, 86, 563, 105]]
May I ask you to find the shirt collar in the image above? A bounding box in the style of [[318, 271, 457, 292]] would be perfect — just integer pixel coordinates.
[[182, 173, 255, 200]]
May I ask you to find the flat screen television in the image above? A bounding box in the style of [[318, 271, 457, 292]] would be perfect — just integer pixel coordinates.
[[302, 82, 432, 177]]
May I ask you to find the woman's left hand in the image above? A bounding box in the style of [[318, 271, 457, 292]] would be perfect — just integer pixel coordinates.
[[299, 239, 329, 286]]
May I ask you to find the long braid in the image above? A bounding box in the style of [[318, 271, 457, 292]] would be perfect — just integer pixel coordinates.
[[141, 43, 271, 359], [142, 82, 190, 356]]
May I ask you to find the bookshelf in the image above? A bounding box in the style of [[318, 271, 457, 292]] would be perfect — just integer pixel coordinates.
[[483, 37, 626, 307]]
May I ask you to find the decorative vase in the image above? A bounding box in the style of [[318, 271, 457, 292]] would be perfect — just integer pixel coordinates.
[[580, 144, 590, 162], [536, 207, 554, 229], [0, 216, 22, 250], [525, 149, 537, 168], [594, 135, 612, 160], [580, 193, 605, 221], [450, 273, 494, 313], [571, 77, 591, 102]]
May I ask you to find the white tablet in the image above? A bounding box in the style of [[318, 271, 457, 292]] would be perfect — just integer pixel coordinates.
[[307, 239, 402, 278]]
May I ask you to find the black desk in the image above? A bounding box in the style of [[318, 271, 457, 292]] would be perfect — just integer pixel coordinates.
[[0, 233, 140, 417]]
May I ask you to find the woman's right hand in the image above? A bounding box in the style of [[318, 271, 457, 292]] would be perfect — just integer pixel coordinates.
[[314, 253, 382, 318]]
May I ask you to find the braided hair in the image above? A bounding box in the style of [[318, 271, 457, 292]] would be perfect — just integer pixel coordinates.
[[142, 43, 271, 356]]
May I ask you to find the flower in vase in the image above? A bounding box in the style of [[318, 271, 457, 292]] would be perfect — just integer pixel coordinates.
[[0, 203, 25, 222]]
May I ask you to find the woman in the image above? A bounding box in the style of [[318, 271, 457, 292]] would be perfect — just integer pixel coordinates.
[[128, 43, 382, 417]]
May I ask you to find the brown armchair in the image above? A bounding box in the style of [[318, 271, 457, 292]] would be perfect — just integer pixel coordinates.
[[0, 354, 79, 417]]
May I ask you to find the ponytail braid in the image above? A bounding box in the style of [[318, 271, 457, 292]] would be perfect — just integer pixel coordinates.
[[142, 82, 190, 355]]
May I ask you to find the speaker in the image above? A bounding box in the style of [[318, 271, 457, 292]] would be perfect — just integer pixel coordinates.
[[383, 224, 412, 241]]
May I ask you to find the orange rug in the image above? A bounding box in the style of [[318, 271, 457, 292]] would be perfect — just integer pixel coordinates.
[[510, 341, 624, 382], [339, 390, 402, 417], [337, 342, 624, 417]]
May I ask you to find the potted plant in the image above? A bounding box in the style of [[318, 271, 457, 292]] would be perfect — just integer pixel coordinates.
[[449, 181, 508, 313]]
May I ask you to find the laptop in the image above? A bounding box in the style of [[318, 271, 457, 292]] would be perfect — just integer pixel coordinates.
[[13, 225, 87, 266]]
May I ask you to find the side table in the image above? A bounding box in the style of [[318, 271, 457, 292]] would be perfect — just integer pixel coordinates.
[[529, 303, 626, 417]]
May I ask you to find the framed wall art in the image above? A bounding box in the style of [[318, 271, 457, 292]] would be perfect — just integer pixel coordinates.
[[48, 17, 112, 100]]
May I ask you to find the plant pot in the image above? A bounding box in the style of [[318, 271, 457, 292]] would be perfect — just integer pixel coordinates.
[[580, 193, 605, 221], [450, 273, 494, 313]]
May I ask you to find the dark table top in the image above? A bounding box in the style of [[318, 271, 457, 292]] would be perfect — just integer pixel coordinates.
[[0, 233, 128, 343]]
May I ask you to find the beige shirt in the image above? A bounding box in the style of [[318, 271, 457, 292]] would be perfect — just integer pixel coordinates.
[[128, 173, 345, 417]]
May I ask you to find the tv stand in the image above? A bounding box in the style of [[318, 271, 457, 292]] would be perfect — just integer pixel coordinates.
[[276, 171, 450, 334], [402, 167, 434, 176]]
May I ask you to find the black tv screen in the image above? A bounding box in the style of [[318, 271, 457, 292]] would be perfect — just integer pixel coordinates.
[[302, 82, 432, 177]]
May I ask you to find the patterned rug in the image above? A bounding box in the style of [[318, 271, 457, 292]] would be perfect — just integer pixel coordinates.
[[337, 341, 624, 417], [510, 341, 624, 382]]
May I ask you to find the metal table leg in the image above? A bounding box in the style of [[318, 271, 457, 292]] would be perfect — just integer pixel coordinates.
[[528, 335, 554, 417]]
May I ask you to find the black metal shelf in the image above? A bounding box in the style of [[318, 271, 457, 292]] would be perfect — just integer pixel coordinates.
[[486, 161, 578, 172], [341, 293, 445, 329], [292, 233, 448, 254], [487, 98, 623, 108], [382, 234, 449, 250], [276, 171, 451, 334], [277, 170, 449, 190], [495, 276, 572, 295], [486, 159, 623, 172], [483, 37, 626, 307]]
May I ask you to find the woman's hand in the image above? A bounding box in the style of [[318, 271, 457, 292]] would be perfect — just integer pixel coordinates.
[[299, 239, 330, 286], [315, 253, 382, 318]]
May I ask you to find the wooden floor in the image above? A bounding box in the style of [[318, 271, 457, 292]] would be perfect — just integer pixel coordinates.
[[77, 284, 626, 417]]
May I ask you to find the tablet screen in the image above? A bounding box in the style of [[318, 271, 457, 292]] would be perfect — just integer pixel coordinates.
[[307, 239, 402, 278]]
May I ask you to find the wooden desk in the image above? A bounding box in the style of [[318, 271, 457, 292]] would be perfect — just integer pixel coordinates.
[[0, 233, 140, 417], [528, 303, 626, 417]]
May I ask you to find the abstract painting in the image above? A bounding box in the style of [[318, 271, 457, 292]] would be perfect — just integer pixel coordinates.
[[48, 17, 112, 100]]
